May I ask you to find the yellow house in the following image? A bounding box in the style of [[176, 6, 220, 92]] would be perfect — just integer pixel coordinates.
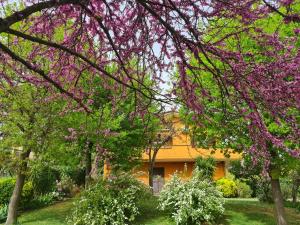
[[133, 112, 240, 191], [104, 112, 240, 192]]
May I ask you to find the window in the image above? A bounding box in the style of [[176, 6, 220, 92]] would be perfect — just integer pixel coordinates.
[[163, 136, 173, 148], [155, 131, 173, 149], [182, 124, 189, 133], [159, 134, 172, 148]]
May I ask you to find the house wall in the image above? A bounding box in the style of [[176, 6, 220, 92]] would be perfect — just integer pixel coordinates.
[[134, 161, 225, 185], [141, 114, 240, 162]]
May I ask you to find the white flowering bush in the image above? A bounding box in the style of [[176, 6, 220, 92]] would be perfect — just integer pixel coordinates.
[[68, 173, 149, 225], [158, 170, 225, 225]]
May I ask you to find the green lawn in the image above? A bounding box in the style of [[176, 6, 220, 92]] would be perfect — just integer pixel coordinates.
[[134, 198, 300, 225], [7, 198, 300, 225], [15, 200, 73, 225], [133, 197, 174, 225], [224, 199, 300, 225]]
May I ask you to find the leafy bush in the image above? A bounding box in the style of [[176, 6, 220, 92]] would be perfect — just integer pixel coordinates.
[[69, 168, 86, 186], [159, 170, 225, 225], [29, 162, 58, 195], [257, 177, 291, 203], [0, 177, 33, 207], [0, 178, 15, 205], [195, 156, 216, 179], [21, 181, 34, 206], [216, 178, 238, 198], [26, 192, 60, 210], [229, 160, 261, 197], [158, 174, 184, 213], [256, 177, 273, 202], [68, 173, 148, 225], [280, 178, 292, 200], [57, 174, 75, 196], [0, 204, 8, 221], [235, 180, 252, 198]]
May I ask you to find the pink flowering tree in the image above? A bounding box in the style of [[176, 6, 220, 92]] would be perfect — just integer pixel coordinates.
[[0, 1, 299, 225], [178, 8, 299, 224]]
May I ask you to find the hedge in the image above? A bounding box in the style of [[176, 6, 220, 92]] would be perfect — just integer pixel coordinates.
[[0, 177, 34, 207]]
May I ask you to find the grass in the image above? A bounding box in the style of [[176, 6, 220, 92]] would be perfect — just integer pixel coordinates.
[[134, 198, 300, 225], [4, 198, 300, 225], [15, 200, 73, 225], [133, 197, 175, 225], [224, 199, 300, 225]]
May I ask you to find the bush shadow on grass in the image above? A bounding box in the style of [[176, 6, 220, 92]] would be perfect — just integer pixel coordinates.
[[224, 199, 277, 225], [133, 196, 175, 225]]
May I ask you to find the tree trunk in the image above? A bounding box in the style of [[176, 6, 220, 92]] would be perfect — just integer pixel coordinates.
[[5, 151, 30, 225], [5, 172, 26, 225], [148, 149, 158, 192], [149, 167, 154, 189], [271, 178, 287, 225], [85, 141, 93, 188], [90, 150, 102, 179]]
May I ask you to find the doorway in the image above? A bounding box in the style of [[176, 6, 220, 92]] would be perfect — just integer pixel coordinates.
[[152, 167, 165, 194]]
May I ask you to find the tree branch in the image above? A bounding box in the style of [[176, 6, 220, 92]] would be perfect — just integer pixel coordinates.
[[263, 0, 300, 23], [0, 41, 89, 111], [0, 0, 82, 33], [5, 28, 171, 104]]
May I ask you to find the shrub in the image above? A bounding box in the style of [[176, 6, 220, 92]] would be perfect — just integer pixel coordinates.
[[21, 181, 34, 206], [0, 178, 15, 205], [229, 159, 261, 197], [57, 174, 75, 196], [236, 180, 252, 198], [0, 177, 33, 207], [68, 173, 148, 225], [280, 178, 292, 200], [29, 162, 58, 195], [0, 204, 8, 221], [158, 173, 184, 213], [256, 178, 273, 202], [195, 157, 216, 179], [26, 192, 60, 210], [257, 177, 291, 203], [159, 170, 225, 225], [216, 178, 238, 198], [69, 168, 86, 186]]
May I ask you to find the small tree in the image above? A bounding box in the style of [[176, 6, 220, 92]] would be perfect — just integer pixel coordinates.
[[145, 116, 176, 190], [195, 156, 216, 180]]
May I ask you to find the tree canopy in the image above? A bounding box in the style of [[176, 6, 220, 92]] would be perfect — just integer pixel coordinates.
[[0, 0, 299, 166]]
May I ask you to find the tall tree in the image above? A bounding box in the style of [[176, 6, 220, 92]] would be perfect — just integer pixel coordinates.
[[0, 84, 61, 225], [176, 7, 300, 223], [179, 56, 298, 225]]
